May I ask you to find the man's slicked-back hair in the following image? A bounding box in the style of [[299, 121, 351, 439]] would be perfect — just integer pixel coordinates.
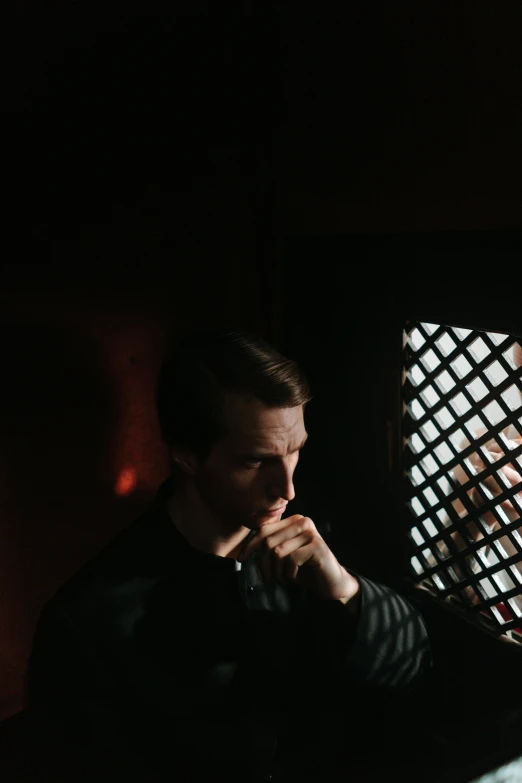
[[155, 327, 313, 477]]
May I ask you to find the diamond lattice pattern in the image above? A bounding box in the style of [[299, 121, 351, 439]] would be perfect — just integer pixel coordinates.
[[403, 322, 522, 638]]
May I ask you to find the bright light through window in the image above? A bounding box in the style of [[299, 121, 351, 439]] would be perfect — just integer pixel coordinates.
[[403, 321, 522, 641]]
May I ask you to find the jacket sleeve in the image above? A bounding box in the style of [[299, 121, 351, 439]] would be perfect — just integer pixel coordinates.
[[302, 526, 432, 692], [341, 571, 432, 689]]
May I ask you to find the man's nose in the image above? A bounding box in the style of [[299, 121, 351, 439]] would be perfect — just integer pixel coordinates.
[[269, 470, 296, 504]]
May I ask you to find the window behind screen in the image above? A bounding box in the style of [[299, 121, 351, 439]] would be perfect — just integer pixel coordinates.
[[403, 321, 522, 642]]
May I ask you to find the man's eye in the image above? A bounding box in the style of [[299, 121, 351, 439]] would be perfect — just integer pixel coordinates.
[[246, 460, 262, 468]]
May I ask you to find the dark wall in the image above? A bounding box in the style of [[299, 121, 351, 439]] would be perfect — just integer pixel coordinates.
[[4, 4, 273, 233], [8, 1, 522, 246], [279, 0, 522, 234]]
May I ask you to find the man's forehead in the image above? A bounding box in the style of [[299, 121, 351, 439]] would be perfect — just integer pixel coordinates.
[[224, 396, 306, 445]]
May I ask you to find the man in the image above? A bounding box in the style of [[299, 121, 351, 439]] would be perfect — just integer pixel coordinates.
[[25, 327, 432, 782]]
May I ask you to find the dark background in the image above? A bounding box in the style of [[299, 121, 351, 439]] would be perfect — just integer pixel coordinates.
[[2, 1, 522, 780]]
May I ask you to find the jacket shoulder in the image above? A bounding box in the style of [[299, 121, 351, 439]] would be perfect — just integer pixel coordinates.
[[41, 506, 167, 637]]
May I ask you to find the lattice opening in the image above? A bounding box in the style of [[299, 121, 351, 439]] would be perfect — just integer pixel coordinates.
[[403, 321, 522, 642]]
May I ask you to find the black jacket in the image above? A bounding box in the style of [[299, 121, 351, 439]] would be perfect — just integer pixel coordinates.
[[25, 478, 431, 781]]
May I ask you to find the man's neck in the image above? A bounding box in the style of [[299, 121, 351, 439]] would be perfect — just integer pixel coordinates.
[[166, 485, 251, 560]]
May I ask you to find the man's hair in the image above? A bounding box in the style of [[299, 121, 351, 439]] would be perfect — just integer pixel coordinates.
[[155, 327, 313, 478]]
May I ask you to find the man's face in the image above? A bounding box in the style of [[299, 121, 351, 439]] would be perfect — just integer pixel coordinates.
[[192, 395, 308, 531]]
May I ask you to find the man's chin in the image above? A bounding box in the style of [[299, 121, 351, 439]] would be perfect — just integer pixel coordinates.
[[241, 509, 283, 530], [256, 510, 284, 525], [244, 514, 272, 529]]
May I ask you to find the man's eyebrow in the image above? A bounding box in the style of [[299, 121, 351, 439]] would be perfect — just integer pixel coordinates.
[[241, 433, 309, 459]]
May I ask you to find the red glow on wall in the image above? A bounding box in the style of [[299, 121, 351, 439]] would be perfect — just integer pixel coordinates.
[[115, 467, 138, 497]]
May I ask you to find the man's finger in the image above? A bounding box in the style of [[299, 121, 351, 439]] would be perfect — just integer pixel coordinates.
[[239, 517, 306, 562], [238, 518, 292, 562]]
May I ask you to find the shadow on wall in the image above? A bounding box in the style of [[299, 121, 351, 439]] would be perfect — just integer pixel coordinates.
[[0, 311, 171, 583], [1, 316, 116, 508]]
